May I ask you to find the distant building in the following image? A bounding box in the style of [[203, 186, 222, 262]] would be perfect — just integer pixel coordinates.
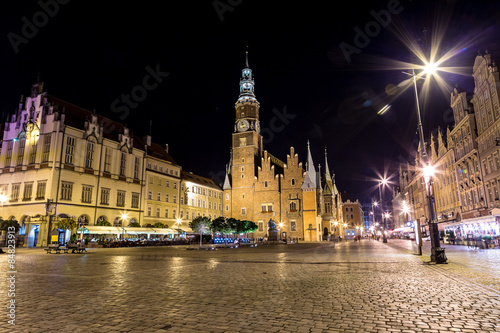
[[341, 199, 364, 239]]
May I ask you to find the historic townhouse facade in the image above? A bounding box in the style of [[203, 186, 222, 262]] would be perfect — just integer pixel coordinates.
[[143, 142, 182, 229], [431, 128, 461, 226], [397, 52, 500, 239], [223, 52, 346, 241], [0, 82, 145, 247], [0, 81, 223, 247], [341, 199, 364, 239], [180, 170, 223, 229]]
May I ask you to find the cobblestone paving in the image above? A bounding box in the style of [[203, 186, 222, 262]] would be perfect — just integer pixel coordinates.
[[1, 240, 500, 332]]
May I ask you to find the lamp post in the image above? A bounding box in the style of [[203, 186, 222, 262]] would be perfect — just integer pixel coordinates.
[[176, 218, 182, 238], [378, 179, 388, 243], [278, 222, 284, 242], [333, 221, 338, 241], [384, 212, 390, 240], [402, 66, 446, 264], [120, 212, 129, 241]]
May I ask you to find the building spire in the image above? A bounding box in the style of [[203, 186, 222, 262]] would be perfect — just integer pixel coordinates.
[[237, 46, 256, 102], [302, 140, 317, 189], [245, 44, 249, 68], [324, 147, 332, 184]]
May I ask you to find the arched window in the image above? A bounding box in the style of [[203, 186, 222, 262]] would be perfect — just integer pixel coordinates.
[[77, 215, 89, 226], [290, 202, 297, 211]]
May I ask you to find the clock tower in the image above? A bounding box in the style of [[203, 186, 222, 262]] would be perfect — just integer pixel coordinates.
[[225, 49, 263, 221]]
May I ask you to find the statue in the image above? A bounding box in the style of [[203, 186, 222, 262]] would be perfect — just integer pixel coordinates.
[[267, 219, 278, 241], [268, 219, 277, 230]]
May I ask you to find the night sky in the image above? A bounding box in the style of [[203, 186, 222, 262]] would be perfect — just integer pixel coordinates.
[[1, 0, 500, 204]]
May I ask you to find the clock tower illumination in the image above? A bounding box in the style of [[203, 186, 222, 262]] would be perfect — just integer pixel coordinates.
[[228, 49, 264, 221]]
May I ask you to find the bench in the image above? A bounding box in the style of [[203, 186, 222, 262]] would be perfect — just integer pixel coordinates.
[[45, 244, 61, 254]]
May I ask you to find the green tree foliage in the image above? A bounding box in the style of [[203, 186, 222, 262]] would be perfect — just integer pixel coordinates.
[[189, 216, 211, 234], [0, 218, 20, 233], [152, 222, 165, 228], [129, 221, 141, 227], [96, 220, 112, 226], [58, 218, 76, 231], [242, 220, 258, 233], [211, 216, 231, 234]]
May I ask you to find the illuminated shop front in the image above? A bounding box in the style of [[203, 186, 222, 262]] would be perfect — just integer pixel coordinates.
[[444, 216, 500, 238]]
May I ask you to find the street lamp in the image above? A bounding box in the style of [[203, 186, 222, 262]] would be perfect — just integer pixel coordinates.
[[402, 66, 446, 264], [175, 218, 182, 237], [278, 222, 284, 241], [120, 212, 129, 240], [0, 193, 7, 206], [378, 179, 388, 243], [384, 212, 390, 239]]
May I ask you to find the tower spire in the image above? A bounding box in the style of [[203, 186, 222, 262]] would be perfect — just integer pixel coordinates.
[[302, 140, 317, 189], [238, 47, 256, 102], [245, 44, 249, 68]]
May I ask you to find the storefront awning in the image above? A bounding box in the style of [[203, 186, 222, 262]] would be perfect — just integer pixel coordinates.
[[175, 225, 192, 232], [122, 227, 155, 235], [150, 228, 176, 234], [77, 226, 123, 234]]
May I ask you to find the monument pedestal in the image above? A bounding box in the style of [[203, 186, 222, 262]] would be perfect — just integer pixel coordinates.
[[268, 229, 279, 241]]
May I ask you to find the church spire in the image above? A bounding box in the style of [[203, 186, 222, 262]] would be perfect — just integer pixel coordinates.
[[302, 141, 317, 189], [324, 147, 332, 184], [245, 44, 249, 68], [238, 47, 256, 102]]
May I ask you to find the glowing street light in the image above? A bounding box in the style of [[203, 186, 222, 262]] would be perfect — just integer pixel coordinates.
[[120, 212, 129, 240], [402, 59, 446, 264], [278, 222, 284, 241], [0, 193, 8, 206]]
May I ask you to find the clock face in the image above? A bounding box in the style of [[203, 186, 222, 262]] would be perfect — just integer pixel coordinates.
[[243, 82, 252, 89], [237, 119, 250, 132]]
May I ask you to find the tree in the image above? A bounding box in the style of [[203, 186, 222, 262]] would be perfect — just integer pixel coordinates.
[[58, 218, 76, 231], [152, 222, 165, 228], [189, 216, 211, 246], [96, 220, 112, 226], [211, 216, 231, 235], [0, 218, 20, 233], [189, 216, 211, 234], [242, 220, 258, 234], [129, 221, 141, 227]]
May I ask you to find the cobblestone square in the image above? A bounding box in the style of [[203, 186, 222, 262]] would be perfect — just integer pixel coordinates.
[[1, 240, 500, 332]]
